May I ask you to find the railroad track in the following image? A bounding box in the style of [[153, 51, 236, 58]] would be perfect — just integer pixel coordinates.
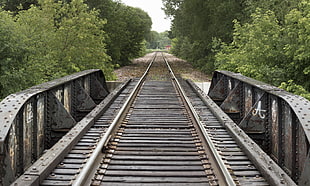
[[13, 52, 285, 185]]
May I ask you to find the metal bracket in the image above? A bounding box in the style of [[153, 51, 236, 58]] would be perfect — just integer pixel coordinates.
[[239, 93, 267, 133], [90, 76, 109, 102], [208, 75, 227, 102], [47, 92, 76, 131], [75, 82, 96, 112], [220, 82, 241, 114]]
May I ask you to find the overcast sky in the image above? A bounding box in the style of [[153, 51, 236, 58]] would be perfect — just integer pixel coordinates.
[[121, 0, 171, 32]]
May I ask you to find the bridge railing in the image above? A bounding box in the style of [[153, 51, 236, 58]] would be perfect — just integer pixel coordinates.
[[0, 69, 109, 185], [208, 70, 310, 184]]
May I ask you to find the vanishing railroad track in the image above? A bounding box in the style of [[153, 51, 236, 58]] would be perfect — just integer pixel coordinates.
[[13, 52, 290, 185]]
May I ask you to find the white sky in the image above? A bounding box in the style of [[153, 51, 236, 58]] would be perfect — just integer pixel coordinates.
[[121, 0, 171, 32]]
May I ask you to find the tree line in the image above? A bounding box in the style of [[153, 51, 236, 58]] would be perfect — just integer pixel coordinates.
[[0, 0, 152, 99], [163, 0, 310, 99], [146, 31, 171, 50]]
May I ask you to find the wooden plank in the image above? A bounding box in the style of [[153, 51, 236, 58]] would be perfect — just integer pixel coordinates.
[[111, 155, 201, 161], [107, 165, 205, 171], [109, 160, 204, 166], [100, 176, 209, 183]]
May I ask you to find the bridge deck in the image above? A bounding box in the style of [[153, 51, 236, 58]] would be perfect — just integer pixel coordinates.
[[2, 52, 306, 185]]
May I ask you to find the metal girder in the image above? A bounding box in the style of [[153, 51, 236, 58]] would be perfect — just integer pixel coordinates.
[[11, 80, 131, 186], [187, 79, 296, 186], [0, 69, 110, 185], [208, 70, 310, 184], [299, 152, 310, 186]]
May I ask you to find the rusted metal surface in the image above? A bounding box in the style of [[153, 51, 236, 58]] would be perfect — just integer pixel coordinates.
[[12, 79, 132, 186], [208, 70, 310, 184], [187, 79, 295, 186], [0, 69, 109, 185]]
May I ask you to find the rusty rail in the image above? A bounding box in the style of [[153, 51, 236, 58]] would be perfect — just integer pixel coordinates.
[[208, 70, 310, 184], [0, 69, 109, 185]]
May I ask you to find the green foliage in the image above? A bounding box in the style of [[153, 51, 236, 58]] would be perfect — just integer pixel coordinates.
[[86, 0, 152, 66], [215, 0, 310, 99], [0, 0, 153, 100], [0, 0, 38, 12], [280, 80, 310, 100], [164, 0, 310, 99], [0, 0, 114, 99], [18, 0, 112, 78], [215, 9, 287, 85], [163, 0, 243, 73], [242, 0, 299, 23], [146, 31, 171, 49], [0, 11, 28, 98]]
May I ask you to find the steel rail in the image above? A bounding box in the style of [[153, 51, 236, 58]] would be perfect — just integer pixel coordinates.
[[162, 53, 236, 186], [72, 53, 157, 186]]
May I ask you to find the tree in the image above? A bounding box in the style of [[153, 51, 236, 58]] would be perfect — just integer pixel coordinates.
[[215, 0, 310, 97], [16, 0, 112, 79], [0, 10, 28, 98], [146, 31, 171, 49], [163, 0, 243, 73], [0, 0, 114, 99], [85, 0, 152, 66], [0, 0, 37, 12]]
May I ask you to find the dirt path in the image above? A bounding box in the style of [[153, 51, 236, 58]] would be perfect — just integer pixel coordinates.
[[114, 52, 211, 82]]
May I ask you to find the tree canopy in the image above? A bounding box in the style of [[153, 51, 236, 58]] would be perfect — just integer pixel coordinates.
[[163, 0, 310, 99], [146, 31, 171, 49], [0, 0, 152, 99], [85, 0, 152, 66]]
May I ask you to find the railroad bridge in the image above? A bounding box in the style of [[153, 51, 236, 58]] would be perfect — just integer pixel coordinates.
[[0, 52, 309, 186]]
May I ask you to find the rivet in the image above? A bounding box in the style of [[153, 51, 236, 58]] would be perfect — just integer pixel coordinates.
[[280, 179, 285, 184], [23, 176, 31, 181]]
